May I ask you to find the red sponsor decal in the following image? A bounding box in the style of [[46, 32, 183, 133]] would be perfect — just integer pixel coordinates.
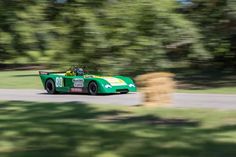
[[70, 88, 83, 93]]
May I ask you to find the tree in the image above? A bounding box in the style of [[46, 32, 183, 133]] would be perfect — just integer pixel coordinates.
[[46, 0, 209, 75], [1, 0, 216, 75], [183, 0, 236, 68]]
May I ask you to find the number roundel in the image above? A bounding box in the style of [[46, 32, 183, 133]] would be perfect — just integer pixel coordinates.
[[55, 77, 63, 87]]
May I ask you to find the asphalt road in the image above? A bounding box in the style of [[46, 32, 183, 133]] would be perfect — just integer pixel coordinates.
[[0, 89, 236, 109]]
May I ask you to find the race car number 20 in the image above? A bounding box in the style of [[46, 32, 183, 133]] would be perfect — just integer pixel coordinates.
[[56, 77, 64, 87]]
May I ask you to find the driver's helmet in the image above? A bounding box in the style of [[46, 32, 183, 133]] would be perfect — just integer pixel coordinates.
[[75, 68, 84, 76]]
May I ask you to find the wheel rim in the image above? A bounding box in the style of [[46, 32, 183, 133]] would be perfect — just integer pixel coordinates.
[[46, 82, 53, 92], [89, 83, 97, 95], [46, 80, 54, 93]]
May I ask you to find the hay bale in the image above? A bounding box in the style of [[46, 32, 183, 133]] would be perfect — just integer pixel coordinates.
[[136, 72, 174, 83], [135, 72, 175, 107]]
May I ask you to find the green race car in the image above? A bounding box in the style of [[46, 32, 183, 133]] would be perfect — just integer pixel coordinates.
[[39, 68, 136, 95]]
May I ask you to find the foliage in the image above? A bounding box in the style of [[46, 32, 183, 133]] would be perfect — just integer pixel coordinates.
[[184, 0, 236, 67], [0, 0, 207, 73], [0, 0, 235, 75]]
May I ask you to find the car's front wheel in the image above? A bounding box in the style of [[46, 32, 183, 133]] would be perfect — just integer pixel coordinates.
[[45, 79, 57, 94], [88, 81, 98, 95]]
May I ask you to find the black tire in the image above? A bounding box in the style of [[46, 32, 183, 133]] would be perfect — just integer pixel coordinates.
[[88, 81, 98, 95], [45, 79, 57, 94]]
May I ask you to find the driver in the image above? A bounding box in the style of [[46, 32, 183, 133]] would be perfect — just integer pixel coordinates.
[[74, 68, 84, 76], [65, 67, 75, 76]]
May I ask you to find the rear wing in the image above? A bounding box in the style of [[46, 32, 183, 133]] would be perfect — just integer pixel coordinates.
[[39, 71, 49, 75], [39, 71, 65, 75]]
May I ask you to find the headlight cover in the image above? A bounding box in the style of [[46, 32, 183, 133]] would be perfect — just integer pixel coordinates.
[[105, 84, 112, 88], [129, 84, 135, 88]]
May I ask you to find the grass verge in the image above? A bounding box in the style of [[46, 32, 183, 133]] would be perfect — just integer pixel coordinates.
[[0, 70, 236, 94], [0, 101, 236, 157], [0, 70, 41, 89], [177, 87, 236, 94]]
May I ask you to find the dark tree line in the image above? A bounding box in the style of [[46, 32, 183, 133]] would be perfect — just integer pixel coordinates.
[[0, 0, 235, 74]]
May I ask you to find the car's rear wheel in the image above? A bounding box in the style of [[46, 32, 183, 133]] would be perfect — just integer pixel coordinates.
[[45, 79, 57, 94], [88, 81, 98, 95]]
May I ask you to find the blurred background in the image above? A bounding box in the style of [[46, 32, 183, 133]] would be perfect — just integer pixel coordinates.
[[1, 1, 236, 156], [0, 0, 236, 90]]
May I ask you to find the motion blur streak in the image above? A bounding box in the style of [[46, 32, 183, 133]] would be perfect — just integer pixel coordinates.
[[0, 0, 235, 75]]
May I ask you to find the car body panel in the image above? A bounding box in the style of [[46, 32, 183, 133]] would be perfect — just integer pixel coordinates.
[[39, 71, 137, 94]]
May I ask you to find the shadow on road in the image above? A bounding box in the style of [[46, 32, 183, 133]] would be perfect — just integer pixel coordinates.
[[38, 92, 135, 96]]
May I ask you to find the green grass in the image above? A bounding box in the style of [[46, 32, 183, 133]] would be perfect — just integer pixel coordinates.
[[0, 70, 42, 89], [0, 70, 236, 94], [177, 87, 236, 94], [0, 101, 236, 157], [173, 68, 236, 94]]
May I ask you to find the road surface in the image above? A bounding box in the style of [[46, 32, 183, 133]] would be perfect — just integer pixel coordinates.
[[0, 89, 236, 109]]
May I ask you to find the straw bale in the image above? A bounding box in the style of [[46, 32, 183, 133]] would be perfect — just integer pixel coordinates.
[[136, 72, 175, 107]]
